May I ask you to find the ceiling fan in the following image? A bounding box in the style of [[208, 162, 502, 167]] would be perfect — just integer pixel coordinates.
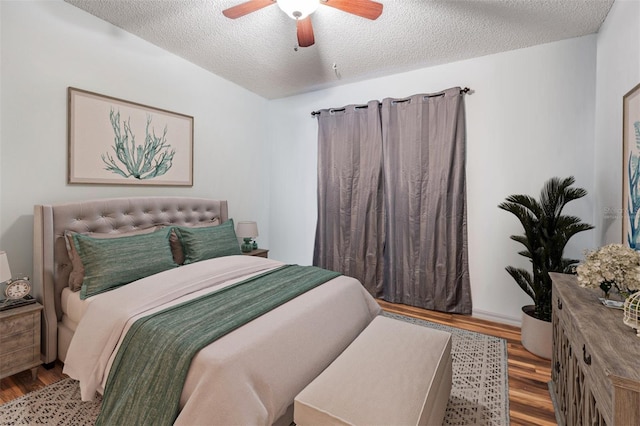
[[222, 0, 383, 48]]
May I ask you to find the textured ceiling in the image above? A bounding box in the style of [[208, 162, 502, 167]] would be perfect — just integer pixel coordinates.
[[65, 0, 614, 99]]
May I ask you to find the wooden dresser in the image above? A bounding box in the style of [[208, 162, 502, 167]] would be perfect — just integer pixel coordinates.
[[0, 303, 43, 381], [551, 273, 640, 425]]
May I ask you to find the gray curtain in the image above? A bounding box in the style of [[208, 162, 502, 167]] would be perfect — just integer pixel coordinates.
[[313, 87, 471, 314], [381, 88, 471, 314], [313, 101, 385, 297]]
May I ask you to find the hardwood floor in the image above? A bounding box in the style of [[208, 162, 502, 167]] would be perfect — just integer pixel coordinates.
[[1, 301, 558, 426], [0, 361, 65, 404]]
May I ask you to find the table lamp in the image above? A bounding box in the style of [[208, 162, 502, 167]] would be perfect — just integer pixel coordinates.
[[236, 221, 259, 253], [0, 251, 12, 284]]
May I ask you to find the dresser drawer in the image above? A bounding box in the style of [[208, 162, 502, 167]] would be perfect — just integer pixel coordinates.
[[0, 329, 37, 355], [554, 292, 572, 336], [0, 311, 37, 339], [0, 345, 39, 373]]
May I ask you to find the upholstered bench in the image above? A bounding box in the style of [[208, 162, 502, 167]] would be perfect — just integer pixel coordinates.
[[294, 315, 452, 426]]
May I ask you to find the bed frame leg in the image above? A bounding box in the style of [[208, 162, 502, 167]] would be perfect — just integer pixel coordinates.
[[43, 362, 55, 370]]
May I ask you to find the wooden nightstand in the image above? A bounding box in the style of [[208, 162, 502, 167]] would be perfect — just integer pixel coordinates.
[[0, 303, 43, 381], [242, 248, 269, 258]]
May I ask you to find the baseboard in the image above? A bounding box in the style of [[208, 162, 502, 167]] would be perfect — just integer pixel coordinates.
[[472, 309, 521, 327]]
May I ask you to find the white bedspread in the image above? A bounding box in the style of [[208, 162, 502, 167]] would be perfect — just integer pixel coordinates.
[[60, 287, 90, 326], [63, 255, 381, 425]]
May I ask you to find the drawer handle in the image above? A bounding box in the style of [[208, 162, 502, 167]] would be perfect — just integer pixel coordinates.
[[557, 299, 563, 310], [583, 344, 591, 366]]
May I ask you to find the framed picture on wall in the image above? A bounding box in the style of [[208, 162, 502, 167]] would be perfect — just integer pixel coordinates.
[[68, 87, 194, 186], [623, 82, 640, 248]]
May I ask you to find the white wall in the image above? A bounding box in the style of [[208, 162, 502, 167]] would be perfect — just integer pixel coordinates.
[[267, 35, 598, 324], [0, 0, 619, 325], [594, 0, 640, 246], [0, 1, 270, 276]]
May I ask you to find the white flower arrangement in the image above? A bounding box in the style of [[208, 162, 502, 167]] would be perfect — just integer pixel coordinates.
[[576, 243, 640, 296]]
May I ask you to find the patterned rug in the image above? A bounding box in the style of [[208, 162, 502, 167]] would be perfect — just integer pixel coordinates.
[[0, 313, 508, 426], [0, 378, 101, 425], [383, 312, 509, 426]]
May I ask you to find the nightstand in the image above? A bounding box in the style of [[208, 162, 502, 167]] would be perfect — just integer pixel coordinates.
[[242, 248, 269, 258], [0, 302, 43, 381]]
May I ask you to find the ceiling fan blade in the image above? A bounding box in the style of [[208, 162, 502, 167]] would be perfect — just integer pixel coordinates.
[[297, 17, 315, 47], [322, 0, 383, 20], [222, 0, 275, 19]]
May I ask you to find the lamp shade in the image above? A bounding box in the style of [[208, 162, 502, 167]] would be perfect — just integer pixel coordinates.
[[236, 221, 259, 239], [277, 0, 319, 19], [0, 251, 12, 283]]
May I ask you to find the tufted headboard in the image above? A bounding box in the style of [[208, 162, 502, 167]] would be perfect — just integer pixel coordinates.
[[33, 197, 229, 364]]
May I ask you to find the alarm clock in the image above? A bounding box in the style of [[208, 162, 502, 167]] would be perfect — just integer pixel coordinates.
[[0, 276, 36, 311], [4, 277, 31, 299]]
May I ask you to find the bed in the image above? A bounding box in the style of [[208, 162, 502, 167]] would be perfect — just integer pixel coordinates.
[[32, 197, 381, 425]]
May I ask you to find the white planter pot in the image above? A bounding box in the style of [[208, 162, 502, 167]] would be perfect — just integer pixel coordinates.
[[520, 305, 552, 360]]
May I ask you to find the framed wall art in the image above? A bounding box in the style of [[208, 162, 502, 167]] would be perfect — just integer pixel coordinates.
[[623, 82, 640, 248], [68, 87, 193, 186]]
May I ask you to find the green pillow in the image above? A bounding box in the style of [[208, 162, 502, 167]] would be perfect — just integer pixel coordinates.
[[73, 227, 177, 299], [173, 219, 241, 264]]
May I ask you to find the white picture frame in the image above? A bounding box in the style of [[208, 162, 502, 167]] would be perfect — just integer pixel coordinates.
[[68, 87, 193, 186]]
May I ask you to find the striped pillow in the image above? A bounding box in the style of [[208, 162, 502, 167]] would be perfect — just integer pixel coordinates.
[[65, 227, 162, 292], [168, 218, 221, 265], [72, 227, 177, 299], [173, 219, 241, 264]]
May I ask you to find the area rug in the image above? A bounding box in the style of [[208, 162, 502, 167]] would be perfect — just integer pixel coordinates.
[[0, 313, 508, 426], [0, 378, 101, 425], [383, 312, 509, 426]]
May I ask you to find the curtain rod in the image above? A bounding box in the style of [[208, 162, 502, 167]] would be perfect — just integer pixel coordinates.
[[310, 87, 471, 117]]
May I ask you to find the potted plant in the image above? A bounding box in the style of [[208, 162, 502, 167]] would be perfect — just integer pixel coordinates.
[[498, 176, 594, 359]]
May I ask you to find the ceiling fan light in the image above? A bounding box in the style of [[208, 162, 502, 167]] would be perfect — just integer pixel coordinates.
[[277, 0, 319, 20]]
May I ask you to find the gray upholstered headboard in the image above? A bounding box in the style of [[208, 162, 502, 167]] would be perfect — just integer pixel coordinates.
[[33, 197, 229, 364]]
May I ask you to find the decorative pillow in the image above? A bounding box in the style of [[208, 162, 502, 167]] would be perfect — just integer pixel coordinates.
[[64, 227, 162, 292], [168, 218, 221, 265], [71, 227, 177, 299], [173, 219, 241, 264]]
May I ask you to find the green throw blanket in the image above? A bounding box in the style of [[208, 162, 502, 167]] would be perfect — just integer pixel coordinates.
[[95, 264, 340, 426]]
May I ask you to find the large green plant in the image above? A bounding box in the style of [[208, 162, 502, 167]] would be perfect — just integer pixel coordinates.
[[498, 176, 594, 322]]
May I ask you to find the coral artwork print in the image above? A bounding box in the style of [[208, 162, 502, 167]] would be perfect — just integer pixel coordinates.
[[102, 109, 175, 180], [628, 121, 640, 249], [68, 88, 192, 186]]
